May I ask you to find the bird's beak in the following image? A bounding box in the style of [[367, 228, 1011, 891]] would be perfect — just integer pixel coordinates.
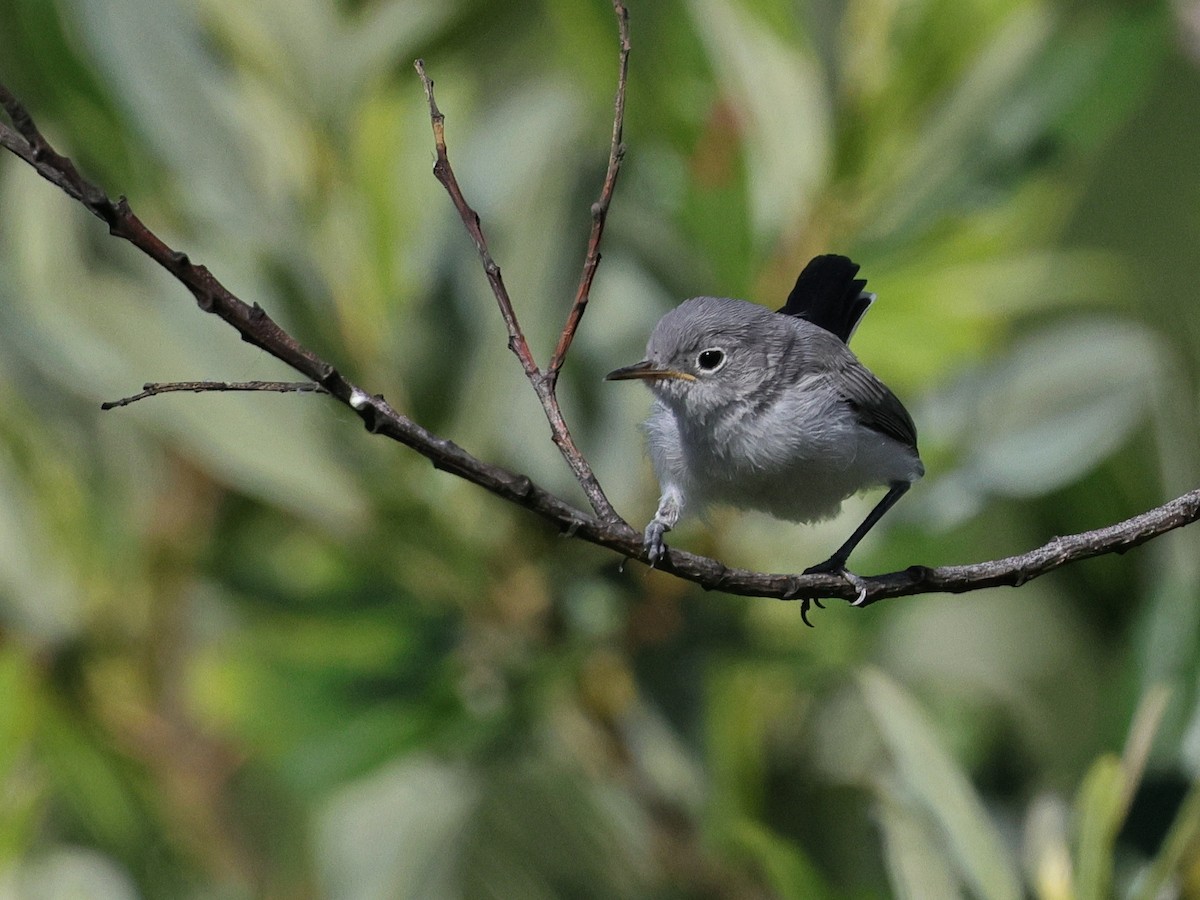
[[605, 361, 696, 382]]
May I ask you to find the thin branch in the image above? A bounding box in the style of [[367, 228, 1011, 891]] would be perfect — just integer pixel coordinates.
[[0, 98, 330, 384], [412, 58, 620, 524], [101, 381, 324, 409], [545, 0, 631, 387], [411, 59, 538, 380], [604, 487, 1200, 608], [0, 82, 92, 203], [2, 47, 1198, 616]]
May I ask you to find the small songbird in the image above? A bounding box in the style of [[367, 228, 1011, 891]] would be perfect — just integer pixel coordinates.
[[606, 255, 923, 608]]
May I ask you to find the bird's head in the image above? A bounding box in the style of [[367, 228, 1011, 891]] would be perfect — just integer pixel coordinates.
[[606, 296, 783, 421]]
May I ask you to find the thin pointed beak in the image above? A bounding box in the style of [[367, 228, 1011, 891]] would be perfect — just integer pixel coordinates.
[[605, 361, 696, 382]]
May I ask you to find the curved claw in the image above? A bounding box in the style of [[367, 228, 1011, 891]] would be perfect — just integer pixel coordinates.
[[844, 571, 869, 606], [798, 597, 826, 627]]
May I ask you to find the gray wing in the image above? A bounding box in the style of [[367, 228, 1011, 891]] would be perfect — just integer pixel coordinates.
[[772, 318, 919, 451], [836, 361, 919, 451]]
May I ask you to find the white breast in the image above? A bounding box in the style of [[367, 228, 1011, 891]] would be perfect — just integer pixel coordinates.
[[645, 387, 922, 525]]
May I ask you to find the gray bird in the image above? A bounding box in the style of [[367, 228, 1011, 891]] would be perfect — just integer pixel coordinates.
[[606, 255, 923, 609]]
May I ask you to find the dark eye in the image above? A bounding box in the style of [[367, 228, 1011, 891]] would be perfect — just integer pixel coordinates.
[[697, 348, 725, 371]]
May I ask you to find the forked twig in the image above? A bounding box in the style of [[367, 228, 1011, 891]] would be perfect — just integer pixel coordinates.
[[411, 1, 631, 524]]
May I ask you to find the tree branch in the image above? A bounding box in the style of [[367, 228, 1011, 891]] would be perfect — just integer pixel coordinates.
[[412, 1, 629, 525], [2, 11, 1198, 619], [546, 0, 630, 388], [411, 60, 538, 381], [100, 381, 325, 409]]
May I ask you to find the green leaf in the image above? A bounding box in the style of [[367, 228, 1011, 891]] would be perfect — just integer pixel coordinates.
[[316, 757, 480, 900], [0, 847, 139, 899], [2, 173, 367, 527], [860, 668, 1022, 900], [728, 819, 832, 899], [1132, 782, 1200, 900], [1071, 754, 1124, 900], [867, 5, 1055, 239], [686, 0, 831, 245], [1023, 794, 1075, 900], [876, 780, 967, 900], [971, 320, 1163, 496], [67, 0, 258, 213], [930, 318, 1165, 509], [317, 757, 653, 900], [1071, 685, 1168, 900]]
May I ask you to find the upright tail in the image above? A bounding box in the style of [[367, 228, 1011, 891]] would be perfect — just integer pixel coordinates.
[[777, 254, 875, 344]]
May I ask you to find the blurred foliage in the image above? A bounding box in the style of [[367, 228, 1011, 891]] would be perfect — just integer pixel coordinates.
[[1, 0, 1200, 896]]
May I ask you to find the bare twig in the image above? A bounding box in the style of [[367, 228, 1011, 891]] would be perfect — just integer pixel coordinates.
[[412, 57, 621, 523], [546, 0, 630, 387], [411, 60, 538, 380], [0, 92, 330, 383], [3, 28, 1199, 613], [101, 381, 324, 409]]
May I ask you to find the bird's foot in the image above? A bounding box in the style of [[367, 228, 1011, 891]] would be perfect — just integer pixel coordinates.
[[643, 520, 669, 567], [803, 558, 869, 607]]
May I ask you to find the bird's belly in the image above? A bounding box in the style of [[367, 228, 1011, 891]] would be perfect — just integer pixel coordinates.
[[697, 458, 864, 523], [683, 428, 919, 524]]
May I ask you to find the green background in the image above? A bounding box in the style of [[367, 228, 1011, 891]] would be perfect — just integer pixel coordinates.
[[1, 0, 1200, 896]]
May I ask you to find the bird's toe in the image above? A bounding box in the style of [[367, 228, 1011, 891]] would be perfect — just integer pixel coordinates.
[[643, 522, 669, 567], [803, 559, 869, 606]]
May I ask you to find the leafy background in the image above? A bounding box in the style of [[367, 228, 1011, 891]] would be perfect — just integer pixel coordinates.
[[1, 0, 1200, 896]]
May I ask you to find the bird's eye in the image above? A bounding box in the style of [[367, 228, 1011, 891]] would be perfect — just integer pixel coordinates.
[[697, 348, 726, 371]]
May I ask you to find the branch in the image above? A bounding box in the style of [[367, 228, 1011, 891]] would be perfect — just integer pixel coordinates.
[[411, 1, 629, 525], [2, 26, 1198, 618], [101, 381, 324, 409], [0, 89, 331, 383], [411, 60, 537, 381], [546, 0, 630, 387]]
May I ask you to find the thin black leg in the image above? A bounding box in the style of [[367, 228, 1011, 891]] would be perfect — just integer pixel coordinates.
[[805, 481, 912, 575]]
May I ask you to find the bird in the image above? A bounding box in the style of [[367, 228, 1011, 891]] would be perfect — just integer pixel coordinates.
[[606, 254, 923, 617]]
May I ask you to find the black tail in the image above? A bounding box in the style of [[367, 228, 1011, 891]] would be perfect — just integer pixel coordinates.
[[777, 254, 875, 344]]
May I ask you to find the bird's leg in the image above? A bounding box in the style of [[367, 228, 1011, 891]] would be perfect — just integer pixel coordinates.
[[804, 481, 911, 603], [644, 486, 683, 566]]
